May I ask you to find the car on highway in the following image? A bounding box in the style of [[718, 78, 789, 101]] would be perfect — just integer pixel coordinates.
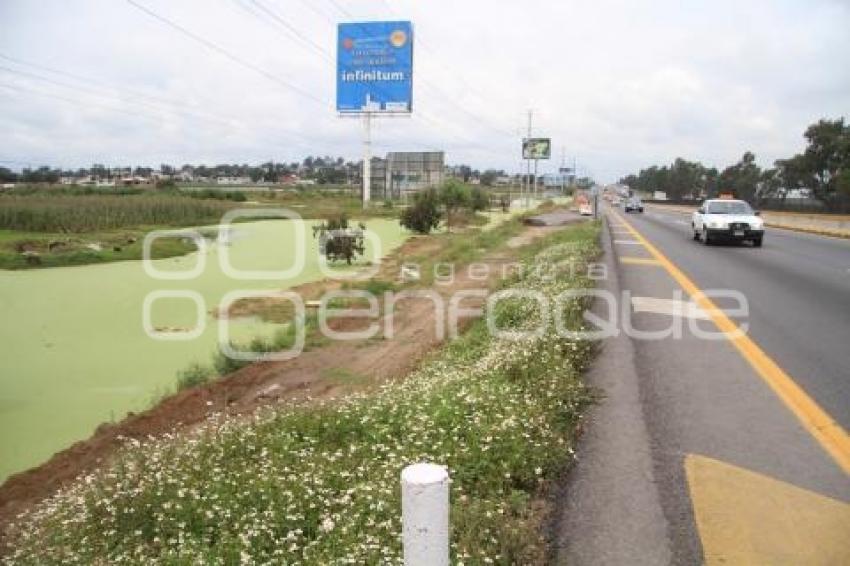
[[624, 196, 644, 213], [692, 198, 764, 246], [579, 203, 593, 216]]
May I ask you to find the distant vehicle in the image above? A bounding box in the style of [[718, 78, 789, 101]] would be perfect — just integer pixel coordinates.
[[624, 197, 643, 213], [611, 196, 621, 206], [579, 203, 593, 216], [692, 199, 764, 247], [653, 190, 668, 200]]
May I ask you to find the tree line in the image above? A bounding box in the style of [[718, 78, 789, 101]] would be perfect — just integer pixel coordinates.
[[0, 157, 357, 185], [620, 118, 850, 211], [0, 158, 505, 186]]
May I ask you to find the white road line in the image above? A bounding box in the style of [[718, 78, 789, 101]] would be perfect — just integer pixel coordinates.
[[631, 296, 711, 320], [614, 240, 643, 245]]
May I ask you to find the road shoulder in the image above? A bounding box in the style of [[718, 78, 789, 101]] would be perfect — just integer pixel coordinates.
[[549, 217, 673, 565]]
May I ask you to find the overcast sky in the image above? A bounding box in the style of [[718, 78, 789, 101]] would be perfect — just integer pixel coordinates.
[[1, 0, 848, 182]]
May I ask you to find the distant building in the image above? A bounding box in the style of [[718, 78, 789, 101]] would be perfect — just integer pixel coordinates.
[[369, 151, 445, 199], [542, 173, 573, 188], [216, 176, 252, 185]]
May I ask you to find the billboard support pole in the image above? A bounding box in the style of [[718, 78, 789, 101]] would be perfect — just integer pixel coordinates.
[[533, 158, 539, 201], [362, 112, 372, 208], [525, 109, 533, 208]]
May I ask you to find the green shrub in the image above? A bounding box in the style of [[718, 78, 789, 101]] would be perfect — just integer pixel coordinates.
[[212, 347, 251, 375], [312, 214, 366, 264], [400, 187, 442, 234], [470, 186, 490, 212], [439, 179, 471, 231], [176, 363, 215, 390]]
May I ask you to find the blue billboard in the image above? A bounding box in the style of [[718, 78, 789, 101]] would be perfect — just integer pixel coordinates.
[[337, 21, 413, 113]]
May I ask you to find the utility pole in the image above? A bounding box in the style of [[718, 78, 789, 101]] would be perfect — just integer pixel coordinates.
[[560, 147, 566, 194], [525, 108, 533, 207], [362, 112, 372, 208], [573, 156, 577, 193]]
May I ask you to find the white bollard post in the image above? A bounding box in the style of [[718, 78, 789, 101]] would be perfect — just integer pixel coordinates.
[[401, 463, 450, 566]]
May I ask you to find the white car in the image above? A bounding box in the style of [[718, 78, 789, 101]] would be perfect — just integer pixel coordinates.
[[692, 199, 764, 247], [579, 203, 593, 216]]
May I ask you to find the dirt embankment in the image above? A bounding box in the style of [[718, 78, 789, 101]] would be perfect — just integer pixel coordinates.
[[0, 221, 566, 536]]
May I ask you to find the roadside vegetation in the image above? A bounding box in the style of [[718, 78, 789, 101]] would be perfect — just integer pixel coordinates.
[[0, 191, 235, 269], [0, 229, 199, 270], [0, 193, 235, 232], [621, 117, 850, 212], [0, 188, 382, 269], [167, 208, 529, 396], [0, 177, 510, 269], [2, 221, 600, 563]]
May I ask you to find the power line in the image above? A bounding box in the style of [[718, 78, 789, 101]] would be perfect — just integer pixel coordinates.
[[0, 52, 220, 119], [289, 3, 517, 139], [230, 1, 507, 148], [325, 0, 354, 19], [125, 0, 330, 108], [0, 75, 323, 154], [0, 64, 238, 128], [248, 0, 333, 63], [297, 0, 338, 24], [382, 0, 518, 129], [0, 81, 178, 124]]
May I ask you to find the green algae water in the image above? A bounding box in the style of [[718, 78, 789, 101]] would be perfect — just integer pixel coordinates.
[[0, 219, 407, 482]]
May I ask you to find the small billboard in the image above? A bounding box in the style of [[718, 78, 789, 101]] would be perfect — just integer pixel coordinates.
[[523, 138, 551, 160], [337, 21, 413, 114]]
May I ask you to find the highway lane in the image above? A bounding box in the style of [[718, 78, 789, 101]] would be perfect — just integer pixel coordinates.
[[628, 205, 850, 430], [554, 207, 850, 564]]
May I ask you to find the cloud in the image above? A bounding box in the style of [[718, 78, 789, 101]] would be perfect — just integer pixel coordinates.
[[1, 0, 848, 181]]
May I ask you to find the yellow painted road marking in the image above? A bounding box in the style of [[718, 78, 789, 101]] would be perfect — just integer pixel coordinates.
[[686, 454, 850, 565], [619, 256, 661, 266], [612, 211, 850, 474]]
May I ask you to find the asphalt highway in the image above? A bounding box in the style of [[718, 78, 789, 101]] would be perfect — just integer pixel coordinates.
[[553, 204, 850, 565], [634, 204, 850, 430]]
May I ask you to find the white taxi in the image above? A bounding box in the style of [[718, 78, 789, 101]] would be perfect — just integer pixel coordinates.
[[692, 199, 764, 247]]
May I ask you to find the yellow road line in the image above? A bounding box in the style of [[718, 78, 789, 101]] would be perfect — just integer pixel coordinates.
[[612, 212, 850, 475], [686, 454, 850, 564], [620, 256, 662, 266]]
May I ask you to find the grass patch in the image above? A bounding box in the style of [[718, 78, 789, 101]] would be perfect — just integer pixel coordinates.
[[0, 228, 200, 270], [0, 194, 236, 233], [175, 363, 216, 390], [4, 222, 600, 563], [410, 214, 526, 285], [0, 188, 400, 269], [320, 367, 368, 386], [169, 313, 327, 396]]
